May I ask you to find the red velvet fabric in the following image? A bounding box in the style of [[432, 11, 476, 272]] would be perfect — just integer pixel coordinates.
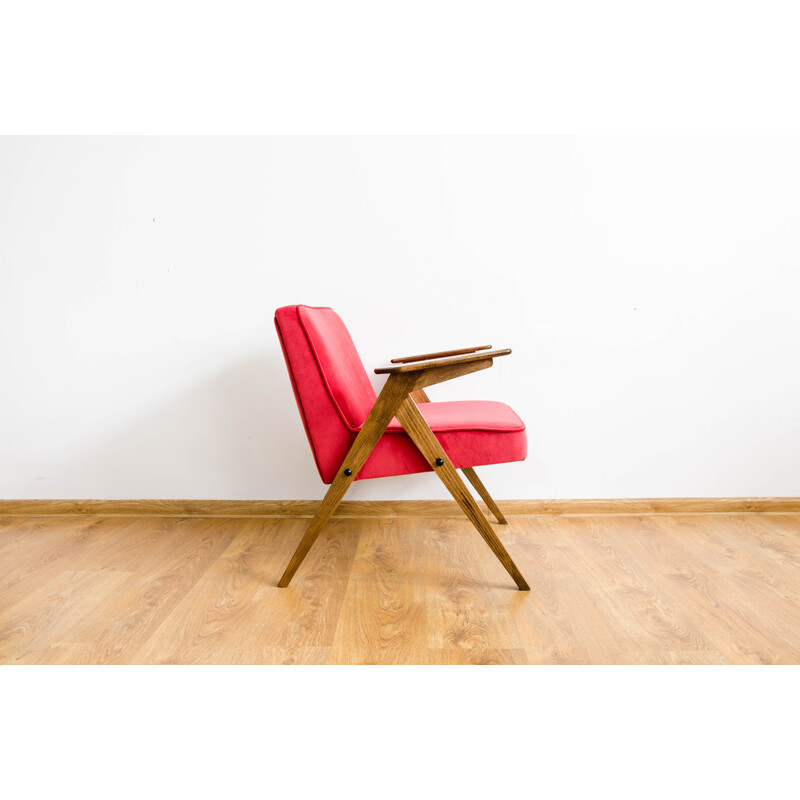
[[275, 305, 527, 484], [357, 400, 526, 480], [295, 305, 376, 429], [275, 306, 359, 483]]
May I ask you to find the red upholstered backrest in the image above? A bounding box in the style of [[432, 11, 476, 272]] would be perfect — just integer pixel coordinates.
[[274, 305, 377, 484]]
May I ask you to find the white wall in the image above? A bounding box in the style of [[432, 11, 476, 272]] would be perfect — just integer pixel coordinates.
[[1, 136, 798, 500]]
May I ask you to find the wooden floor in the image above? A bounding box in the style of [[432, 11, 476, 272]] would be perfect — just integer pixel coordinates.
[[1, 512, 799, 664]]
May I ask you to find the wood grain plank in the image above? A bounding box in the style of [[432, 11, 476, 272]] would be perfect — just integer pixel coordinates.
[[264, 518, 361, 648], [10, 643, 92, 665], [2, 513, 800, 664], [75, 518, 238, 664], [329, 518, 428, 664], [503, 516, 613, 664], [132, 518, 280, 664], [609, 515, 800, 664], [426, 648, 528, 664], [390, 345, 492, 364], [0, 570, 131, 662], [424, 517, 525, 654], [658, 514, 800, 605], [0, 516, 134, 612], [533, 516, 713, 658], [616, 650, 730, 665], [375, 349, 509, 374]]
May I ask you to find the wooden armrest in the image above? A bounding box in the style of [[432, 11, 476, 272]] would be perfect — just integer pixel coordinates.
[[390, 345, 492, 364], [375, 348, 511, 374]]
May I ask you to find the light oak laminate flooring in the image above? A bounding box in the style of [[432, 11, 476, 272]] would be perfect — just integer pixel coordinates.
[[1, 513, 799, 664]]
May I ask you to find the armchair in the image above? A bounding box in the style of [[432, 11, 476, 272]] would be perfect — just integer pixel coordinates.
[[274, 305, 529, 590]]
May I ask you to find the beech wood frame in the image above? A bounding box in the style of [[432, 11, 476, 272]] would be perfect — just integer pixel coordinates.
[[277, 348, 530, 590]]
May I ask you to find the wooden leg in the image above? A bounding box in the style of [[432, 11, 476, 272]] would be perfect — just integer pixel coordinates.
[[462, 467, 508, 525], [394, 398, 530, 591], [277, 471, 354, 587], [413, 388, 507, 525], [277, 372, 417, 587]]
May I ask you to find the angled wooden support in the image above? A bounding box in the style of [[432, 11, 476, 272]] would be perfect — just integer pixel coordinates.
[[394, 397, 529, 590], [462, 467, 508, 525], [277, 372, 416, 588], [277, 350, 529, 590], [410, 388, 508, 525]]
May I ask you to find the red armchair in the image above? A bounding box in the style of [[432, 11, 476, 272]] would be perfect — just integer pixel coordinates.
[[274, 305, 529, 590]]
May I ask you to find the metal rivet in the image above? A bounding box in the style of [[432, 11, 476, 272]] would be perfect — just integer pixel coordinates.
[[343, 468, 352, 477], [435, 458, 444, 467]]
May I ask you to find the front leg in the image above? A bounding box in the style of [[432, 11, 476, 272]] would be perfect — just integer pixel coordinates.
[[277, 373, 417, 587]]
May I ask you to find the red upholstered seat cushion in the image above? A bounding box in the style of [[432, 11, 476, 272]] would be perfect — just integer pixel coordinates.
[[357, 400, 527, 480]]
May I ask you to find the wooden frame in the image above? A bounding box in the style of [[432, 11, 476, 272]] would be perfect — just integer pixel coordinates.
[[277, 348, 530, 591], [390, 344, 492, 364]]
